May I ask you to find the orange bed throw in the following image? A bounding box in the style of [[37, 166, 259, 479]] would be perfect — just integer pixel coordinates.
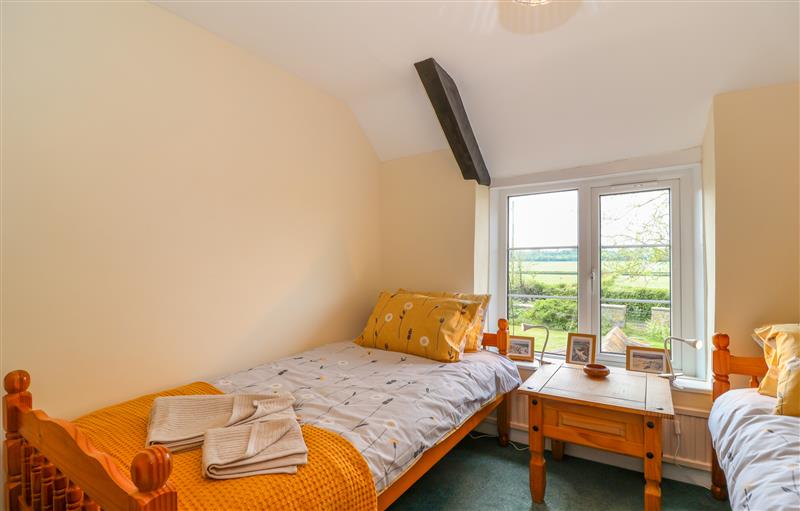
[[74, 382, 377, 511]]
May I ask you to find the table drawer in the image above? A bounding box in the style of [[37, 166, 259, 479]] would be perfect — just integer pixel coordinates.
[[541, 399, 644, 457]]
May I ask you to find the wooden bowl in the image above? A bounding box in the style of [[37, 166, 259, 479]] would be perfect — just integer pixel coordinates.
[[583, 363, 610, 379]]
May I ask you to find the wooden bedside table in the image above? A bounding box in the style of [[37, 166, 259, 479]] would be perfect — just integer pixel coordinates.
[[518, 362, 674, 511]]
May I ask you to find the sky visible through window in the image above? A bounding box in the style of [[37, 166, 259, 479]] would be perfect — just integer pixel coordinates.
[[509, 190, 577, 249]]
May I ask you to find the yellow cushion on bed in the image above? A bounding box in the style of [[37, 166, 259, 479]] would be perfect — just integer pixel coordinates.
[[756, 325, 780, 397], [356, 291, 481, 362], [756, 324, 799, 398], [398, 289, 490, 352], [73, 382, 377, 511], [771, 327, 800, 416]]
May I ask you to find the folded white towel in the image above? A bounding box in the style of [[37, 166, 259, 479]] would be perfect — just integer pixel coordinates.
[[146, 393, 295, 452], [202, 411, 308, 479]]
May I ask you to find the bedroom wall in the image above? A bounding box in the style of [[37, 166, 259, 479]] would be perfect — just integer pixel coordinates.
[[379, 149, 490, 295], [705, 82, 800, 364], [1, 2, 382, 418], [701, 110, 717, 356]]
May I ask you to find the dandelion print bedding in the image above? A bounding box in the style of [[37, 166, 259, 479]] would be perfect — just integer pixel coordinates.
[[210, 341, 521, 492], [708, 388, 800, 511], [355, 292, 483, 363]]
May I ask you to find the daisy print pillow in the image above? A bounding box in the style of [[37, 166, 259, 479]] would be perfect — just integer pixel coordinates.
[[356, 291, 481, 362]]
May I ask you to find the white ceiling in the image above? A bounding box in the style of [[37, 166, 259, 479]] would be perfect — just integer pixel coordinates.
[[157, 1, 799, 178]]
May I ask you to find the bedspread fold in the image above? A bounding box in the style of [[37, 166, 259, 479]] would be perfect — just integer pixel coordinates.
[[75, 382, 377, 511]]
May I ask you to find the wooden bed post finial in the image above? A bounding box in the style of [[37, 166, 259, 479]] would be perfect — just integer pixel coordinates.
[[130, 446, 177, 510], [4, 370, 30, 395], [4, 370, 32, 431], [497, 319, 509, 357], [712, 332, 730, 351], [131, 446, 172, 492]]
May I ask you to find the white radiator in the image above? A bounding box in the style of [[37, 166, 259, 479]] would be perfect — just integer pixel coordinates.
[[662, 406, 712, 471]]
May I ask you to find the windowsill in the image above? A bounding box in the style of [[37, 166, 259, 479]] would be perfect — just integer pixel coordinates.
[[670, 377, 712, 394], [511, 358, 712, 394]]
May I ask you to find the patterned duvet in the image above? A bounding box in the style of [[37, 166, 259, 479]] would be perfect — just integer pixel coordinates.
[[211, 341, 521, 493], [708, 388, 800, 511]]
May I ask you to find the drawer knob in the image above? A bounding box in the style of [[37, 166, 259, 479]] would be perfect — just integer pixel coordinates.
[[532, 399, 538, 406], [532, 425, 539, 432], [646, 421, 654, 429], [646, 452, 654, 459]]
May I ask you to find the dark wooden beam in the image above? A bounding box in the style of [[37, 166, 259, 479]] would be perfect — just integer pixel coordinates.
[[414, 58, 490, 186]]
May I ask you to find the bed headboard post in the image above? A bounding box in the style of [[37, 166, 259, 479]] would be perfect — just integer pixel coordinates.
[[4, 370, 32, 511], [710, 332, 770, 502], [3, 371, 177, 511], [130, 446, 177, 510], [478, 318, 509, 357], [712, 333, 731, 400], [497, 319, 509, 357]]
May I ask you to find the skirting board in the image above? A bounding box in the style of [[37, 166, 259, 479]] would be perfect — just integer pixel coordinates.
[[474, 417, 711, 489]]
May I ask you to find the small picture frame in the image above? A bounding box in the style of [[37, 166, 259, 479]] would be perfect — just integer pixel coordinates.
[[566, 333, 597, 365], [626, 346, 667, 374], [508, 335, 535, 362]]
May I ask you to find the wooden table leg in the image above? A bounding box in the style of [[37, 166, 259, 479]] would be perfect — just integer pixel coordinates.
[[551, 440, 565, 461], [643, 417, 662, 511], [529, 396, 545, 503]]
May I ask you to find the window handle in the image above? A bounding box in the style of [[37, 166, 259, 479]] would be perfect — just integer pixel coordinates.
[[590, 269, 596, 293]]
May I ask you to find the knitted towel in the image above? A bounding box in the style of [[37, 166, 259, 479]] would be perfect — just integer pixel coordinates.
[[146, 393, 295, 452], [203, 412, 309, 479], [74, 383, 377, 510]]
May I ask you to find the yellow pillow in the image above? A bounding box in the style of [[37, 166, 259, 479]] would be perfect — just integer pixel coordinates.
[[357, 292, 482, 362], [398, 289, 490, 352], [756, 325, 780, 397], [773, 328, 800, 416]]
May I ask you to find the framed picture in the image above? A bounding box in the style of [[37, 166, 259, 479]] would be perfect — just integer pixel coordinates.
[[508, 335, 535, 362], [566, 333, 596, 365], [626, 346, 667, 374]]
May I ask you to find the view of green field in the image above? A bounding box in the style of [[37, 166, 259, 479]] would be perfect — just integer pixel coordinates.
[[508, 256, 671, 354], [512, 260, 670, 290], [507, 188, 672, 356]]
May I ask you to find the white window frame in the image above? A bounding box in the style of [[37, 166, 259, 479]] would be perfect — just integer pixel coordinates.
[[489, 164, 706, 380]]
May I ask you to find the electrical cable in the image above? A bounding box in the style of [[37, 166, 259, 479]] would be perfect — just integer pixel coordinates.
[[468, 431, 530, 451]]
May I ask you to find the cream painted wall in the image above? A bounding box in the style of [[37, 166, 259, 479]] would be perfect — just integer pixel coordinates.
[[1, 2, 381, 418], [473, 185, 490, 295], [707, 83, 800, 365], [701, 110, 717, 351], [379, 150, 488, 294]]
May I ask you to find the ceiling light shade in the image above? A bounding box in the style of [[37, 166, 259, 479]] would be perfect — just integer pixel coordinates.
[[512, 0, 552, 6]]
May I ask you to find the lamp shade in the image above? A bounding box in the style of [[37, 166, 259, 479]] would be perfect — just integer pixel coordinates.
[[677, 338, 703, 350]]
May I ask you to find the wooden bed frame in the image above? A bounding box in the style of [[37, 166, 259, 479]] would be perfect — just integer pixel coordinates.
[[3, 319, 513, 511], [710, 332, 768, 502]]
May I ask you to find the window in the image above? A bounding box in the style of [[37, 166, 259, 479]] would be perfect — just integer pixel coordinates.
[[507, 190, 578, 355], [491, 166, 705, 378], [594, 184, 675, 354]]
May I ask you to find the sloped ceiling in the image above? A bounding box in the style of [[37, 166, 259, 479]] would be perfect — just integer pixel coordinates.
[[156, 1, 799, 178]]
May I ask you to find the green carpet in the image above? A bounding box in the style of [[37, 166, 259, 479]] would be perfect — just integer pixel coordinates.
[[389, 436, 731, 511]]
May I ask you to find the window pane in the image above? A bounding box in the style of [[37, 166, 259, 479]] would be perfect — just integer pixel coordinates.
[[508, 191, 578, 355], [598, 189, 671, 353], [509, 190, 578, 249]]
